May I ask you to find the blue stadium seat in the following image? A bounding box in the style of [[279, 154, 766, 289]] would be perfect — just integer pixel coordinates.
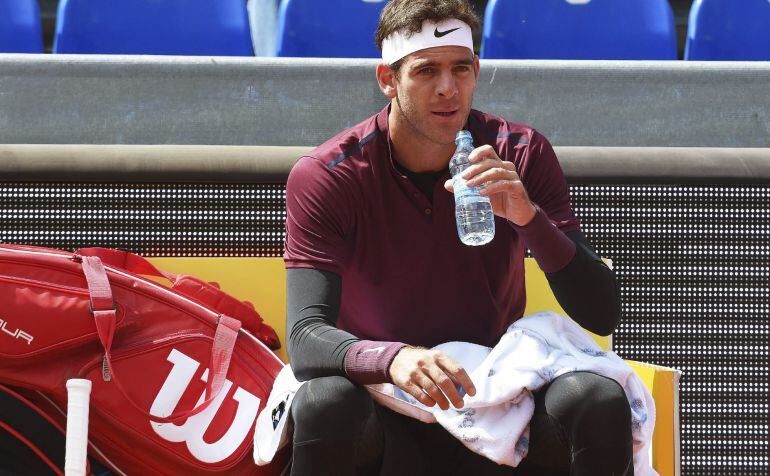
[[685, 0, 770, 60], [276, 0, 386, 58], [481, 0, 677, 60], [53, 0, 253, 56], [0, 0, 44, 53]]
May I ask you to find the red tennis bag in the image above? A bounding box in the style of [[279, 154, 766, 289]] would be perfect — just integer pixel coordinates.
[[0, 244, 288, 475]]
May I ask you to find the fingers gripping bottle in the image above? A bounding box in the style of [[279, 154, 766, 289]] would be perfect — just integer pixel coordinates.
[[449, 130, 495, 246]]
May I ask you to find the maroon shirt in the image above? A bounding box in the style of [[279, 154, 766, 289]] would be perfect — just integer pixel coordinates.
[[284, 106, 580, 349]]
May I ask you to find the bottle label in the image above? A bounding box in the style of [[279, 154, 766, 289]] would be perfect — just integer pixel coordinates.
[[453, 177, 483, 200]]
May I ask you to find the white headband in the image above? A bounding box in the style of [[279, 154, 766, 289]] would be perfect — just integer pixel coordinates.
[[381, 18, 474, 65]]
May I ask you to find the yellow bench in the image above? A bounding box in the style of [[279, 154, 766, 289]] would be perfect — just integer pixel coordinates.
[[148, 256, 681, 476]]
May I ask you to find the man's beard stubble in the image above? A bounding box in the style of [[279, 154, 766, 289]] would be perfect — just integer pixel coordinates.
[[394, 93, 457, 147]]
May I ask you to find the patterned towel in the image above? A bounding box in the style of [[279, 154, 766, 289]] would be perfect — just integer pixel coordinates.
[[256, 311, 657, 476]]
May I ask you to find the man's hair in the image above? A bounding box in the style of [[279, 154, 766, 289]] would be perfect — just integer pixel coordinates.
[[375, 0, 481, 75]]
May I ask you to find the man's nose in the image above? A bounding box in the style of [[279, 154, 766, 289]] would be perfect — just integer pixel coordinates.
[[436, 71, 458, 98]]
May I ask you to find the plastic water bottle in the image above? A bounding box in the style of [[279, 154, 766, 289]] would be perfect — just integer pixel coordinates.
[[449, 130, 495, 246]]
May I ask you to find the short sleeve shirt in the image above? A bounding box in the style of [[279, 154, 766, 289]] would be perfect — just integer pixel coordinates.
[[284, 106, 580, 348]]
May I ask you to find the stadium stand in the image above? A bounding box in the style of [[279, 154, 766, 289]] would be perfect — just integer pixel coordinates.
[[480, 0, 678, 60], [52, 0, 253, 56], [0, 0, 44, 53], [685, 0, 770, 60], [275, 0, 387, 58]]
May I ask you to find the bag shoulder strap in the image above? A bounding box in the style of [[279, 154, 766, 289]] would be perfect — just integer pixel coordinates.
[[77, 248, 176, 281]]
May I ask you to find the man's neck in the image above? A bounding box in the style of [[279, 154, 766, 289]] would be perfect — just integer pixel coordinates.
[[388, 107, 456, 174]]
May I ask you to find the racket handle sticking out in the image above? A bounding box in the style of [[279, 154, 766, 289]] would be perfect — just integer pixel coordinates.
[[65, 379, 92, 476]]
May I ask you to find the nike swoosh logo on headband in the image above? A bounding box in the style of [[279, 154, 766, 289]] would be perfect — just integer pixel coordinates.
[[434, 27, 461, 38]]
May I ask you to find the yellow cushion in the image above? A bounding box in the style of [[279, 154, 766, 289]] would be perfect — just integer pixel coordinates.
[[523, 258, 610, 350], [148, 257, 289, 362], [146, 256, 679, 476], [626, 360, 681, 476]]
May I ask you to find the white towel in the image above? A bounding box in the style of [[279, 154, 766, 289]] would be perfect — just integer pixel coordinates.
[[256, 311, 657, 476], [253, 364, 302, 465]]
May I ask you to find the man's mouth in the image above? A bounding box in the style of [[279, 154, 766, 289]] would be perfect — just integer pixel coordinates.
[[433, 110, 458, 117]]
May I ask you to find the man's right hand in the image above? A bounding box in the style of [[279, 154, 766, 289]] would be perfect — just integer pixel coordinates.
[[388, 346, 476, 410]]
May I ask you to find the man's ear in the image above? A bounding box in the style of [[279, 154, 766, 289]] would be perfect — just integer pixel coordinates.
[[376, 62, 397, 99]]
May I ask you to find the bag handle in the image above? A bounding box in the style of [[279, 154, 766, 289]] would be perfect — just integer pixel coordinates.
[[79, 255, 241, 424]]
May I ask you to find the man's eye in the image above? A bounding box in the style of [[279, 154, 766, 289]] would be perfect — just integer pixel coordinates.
[[418, 67, 433, 75]]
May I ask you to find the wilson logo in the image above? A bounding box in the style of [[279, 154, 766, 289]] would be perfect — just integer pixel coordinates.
[[149, 349, 261, 464], [0, 317, 33, 345]]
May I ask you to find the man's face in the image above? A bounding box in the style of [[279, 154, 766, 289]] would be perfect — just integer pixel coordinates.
[[392, 45, 480, 146]]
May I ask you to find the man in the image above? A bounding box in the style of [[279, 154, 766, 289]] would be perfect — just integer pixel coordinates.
[[283, 1, 631, 474]]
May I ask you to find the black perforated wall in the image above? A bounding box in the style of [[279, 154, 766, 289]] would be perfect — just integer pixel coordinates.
[[571, 184, 769, 476], [1, 181, 768, 475]]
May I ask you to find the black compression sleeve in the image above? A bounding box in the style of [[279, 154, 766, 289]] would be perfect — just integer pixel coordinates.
[[286, 267, 359, 381], [286, 233, 620, 381], [545, 231, 622, 336]]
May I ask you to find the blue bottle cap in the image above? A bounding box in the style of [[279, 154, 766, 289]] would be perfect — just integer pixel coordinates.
[[455, 130, 472, 146]]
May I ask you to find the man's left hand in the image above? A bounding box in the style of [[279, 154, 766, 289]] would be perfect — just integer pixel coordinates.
[[444, 145, 536, 226]]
